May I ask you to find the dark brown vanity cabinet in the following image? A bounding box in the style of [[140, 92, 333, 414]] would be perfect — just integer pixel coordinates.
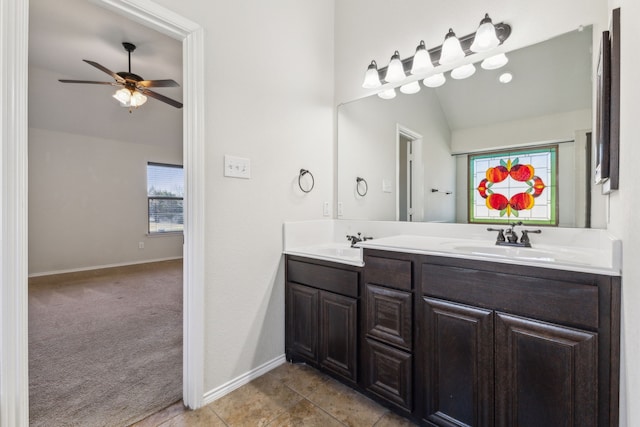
[[285, 256, 360, 384], [362, 253, 415, 414], [285, 249, 620, 427], [421, 257, 620, 427]]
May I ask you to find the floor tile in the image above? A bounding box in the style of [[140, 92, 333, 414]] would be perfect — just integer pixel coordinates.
[[267, 362, 329, 397], [306, 378, 388, 427], [158, 406, 226, 427], [267, 399, 344, 427], [210, 374, 303, 426], [374, 411, 419, 426], [131, 401, 186, 426]]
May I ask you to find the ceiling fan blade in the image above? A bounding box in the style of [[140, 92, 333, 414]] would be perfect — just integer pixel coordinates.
[[82, 60, 125, 83], [139, 88, 183, 109], [137, 79, 180, 88], [58, 79, 119, 86]]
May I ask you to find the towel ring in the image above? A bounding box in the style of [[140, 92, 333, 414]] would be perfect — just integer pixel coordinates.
[[356, 177, 368, 197], [298, 169, 315, 193]]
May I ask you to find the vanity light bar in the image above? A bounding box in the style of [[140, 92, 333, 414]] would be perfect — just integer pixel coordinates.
[[374, 22, 511, 83]]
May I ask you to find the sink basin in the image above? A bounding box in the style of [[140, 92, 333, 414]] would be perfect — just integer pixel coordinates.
[[438, 241, 591, 265], [449, 245, 556, 261], [285, 243, 363, 266], [314, 246, 361, 259]]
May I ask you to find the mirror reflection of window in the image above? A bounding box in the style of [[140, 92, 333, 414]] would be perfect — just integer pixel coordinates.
[[468, 146, 557, 225]]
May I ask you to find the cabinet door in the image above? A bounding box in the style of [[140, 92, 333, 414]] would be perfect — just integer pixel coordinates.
[[286, 283, 319, 362], [494, 312, 598, 427], [364, 338, 413, 412], [365, 284, 413, 350], [319, 292, 358, 382], [423, 298, 494, 427]]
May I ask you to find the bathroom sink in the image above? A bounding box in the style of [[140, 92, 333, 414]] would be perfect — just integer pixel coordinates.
[[285, 243, 363, 266], [314, 246, 361, 259], [438, 241, 590, 265], [446, 244, 556, 261]]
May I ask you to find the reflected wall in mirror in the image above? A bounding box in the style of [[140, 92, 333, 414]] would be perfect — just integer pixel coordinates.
[[337, 26, 606, 228]]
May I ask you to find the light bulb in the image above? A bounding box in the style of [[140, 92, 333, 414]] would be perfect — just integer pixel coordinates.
[[377, 88, 396, 100], [439, 29, 465, 65], [385, 51, 406, 83], [113, 88, 131, 104], [362, 60, 382, 88], [400, 81, 421, 94], [130, 91, 148, 107], [499, 72, 513, 84], [470, 14, 500, 53], [423, 73, 446, 88], [410, 41, 434, 75], [451, 63, 476, 80], [481, 53, 509, 70]]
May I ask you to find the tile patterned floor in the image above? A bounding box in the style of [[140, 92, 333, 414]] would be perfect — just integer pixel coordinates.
[[131, 362, 418, 427]]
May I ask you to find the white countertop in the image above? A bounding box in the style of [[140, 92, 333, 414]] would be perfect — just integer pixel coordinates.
[[282, 220, 621, 276], [356, 234, 620, 276]]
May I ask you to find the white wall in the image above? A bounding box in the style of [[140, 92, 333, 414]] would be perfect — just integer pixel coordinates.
[[451, 109, 592, 153], [28, 127, 183, 275], [337, 89, 454, 222], [150, 0, 335, 392], [605, 1, 640, 425]]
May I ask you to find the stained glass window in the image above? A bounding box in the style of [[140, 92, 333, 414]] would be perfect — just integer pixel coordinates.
[[468, 146, 557, 225]]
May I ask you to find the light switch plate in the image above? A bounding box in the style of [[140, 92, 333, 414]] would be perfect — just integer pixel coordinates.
[[382, 179, 392, 193], [323, 202, 330, 216], [224, 155, 251, 179]]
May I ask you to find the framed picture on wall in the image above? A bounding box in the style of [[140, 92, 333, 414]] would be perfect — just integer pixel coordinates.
[[594, 29, 611, 185]]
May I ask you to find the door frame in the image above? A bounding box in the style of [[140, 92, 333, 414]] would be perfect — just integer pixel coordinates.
[[0, 0, 206, 424], [396, 125, 424, 222]]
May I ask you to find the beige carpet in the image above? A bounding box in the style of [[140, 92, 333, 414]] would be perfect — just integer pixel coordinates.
[[28, 260, 183, 427]]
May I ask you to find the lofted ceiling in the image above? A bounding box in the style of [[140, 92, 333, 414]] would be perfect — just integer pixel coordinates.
[[432, 26, 593, 131], [28, 0, 183, 148]]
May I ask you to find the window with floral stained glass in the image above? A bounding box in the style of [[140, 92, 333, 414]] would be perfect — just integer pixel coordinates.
[[468, 146, 558, 225]]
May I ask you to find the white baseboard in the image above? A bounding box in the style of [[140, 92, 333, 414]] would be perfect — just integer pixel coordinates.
[[28, 257, 184, 278], [202, 354, 287, 406]]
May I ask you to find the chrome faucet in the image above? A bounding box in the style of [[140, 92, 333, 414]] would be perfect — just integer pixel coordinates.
[[487, 221, 541, 247], [346, 232, 373, 247]]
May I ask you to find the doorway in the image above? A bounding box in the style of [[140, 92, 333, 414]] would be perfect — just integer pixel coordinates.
[[396, 125, 424, 222], [0, 0, 205, 423]]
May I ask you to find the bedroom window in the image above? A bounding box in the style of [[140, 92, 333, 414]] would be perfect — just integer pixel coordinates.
[[468, 146, 558, 225], [147, 162, 184, 234]]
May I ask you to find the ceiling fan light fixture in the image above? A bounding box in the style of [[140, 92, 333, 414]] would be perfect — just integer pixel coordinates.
[[131, 91, 148, 107], [113, 88, 132, 105]]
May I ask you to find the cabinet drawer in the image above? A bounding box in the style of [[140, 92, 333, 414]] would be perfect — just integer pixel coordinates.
[[365, 284, 412, 350], [364, 338, 413, 412], [287, 259, 358, 298], [364, 255, 412, 291], [422, 263, 599, 329]]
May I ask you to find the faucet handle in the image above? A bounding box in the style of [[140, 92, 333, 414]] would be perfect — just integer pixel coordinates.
[[520, 229, 541, 246], [487, 227, 506, 242]]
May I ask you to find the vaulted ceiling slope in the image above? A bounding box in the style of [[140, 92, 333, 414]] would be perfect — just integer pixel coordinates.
[[29, 0, 183, 148]]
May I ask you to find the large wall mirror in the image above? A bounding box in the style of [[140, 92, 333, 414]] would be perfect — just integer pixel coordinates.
[[338, 26, 606, 228]]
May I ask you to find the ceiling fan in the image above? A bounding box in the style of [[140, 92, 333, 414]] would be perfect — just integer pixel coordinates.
[[59, 42, 183, 111]]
